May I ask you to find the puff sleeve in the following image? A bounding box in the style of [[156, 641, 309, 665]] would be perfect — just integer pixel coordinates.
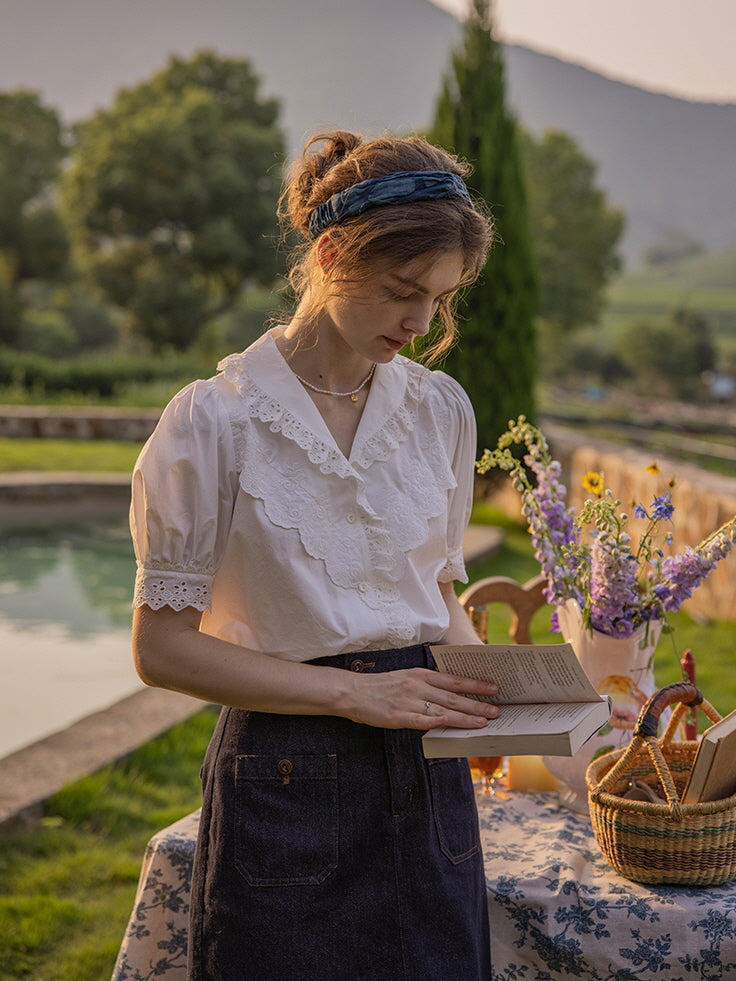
[[130, 379, 239, 611], [434, 371, 477, 584]]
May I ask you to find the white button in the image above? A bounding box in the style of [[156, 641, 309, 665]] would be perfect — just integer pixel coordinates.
[[358, 582, 368, 592], [346, 512, 357, 523]]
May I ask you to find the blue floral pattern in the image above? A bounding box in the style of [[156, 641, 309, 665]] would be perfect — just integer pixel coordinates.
[[111, 811, 200, 980], [477, 791, 736, 981]]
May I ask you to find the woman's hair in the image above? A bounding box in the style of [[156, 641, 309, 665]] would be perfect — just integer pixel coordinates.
[[279, 130, 494, 365]]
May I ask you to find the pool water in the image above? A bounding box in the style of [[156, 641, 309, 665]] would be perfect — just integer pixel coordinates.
[[0, 516, 142, 758]]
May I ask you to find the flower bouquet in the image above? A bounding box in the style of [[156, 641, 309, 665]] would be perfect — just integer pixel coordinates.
[[477, 416, 736, 811]]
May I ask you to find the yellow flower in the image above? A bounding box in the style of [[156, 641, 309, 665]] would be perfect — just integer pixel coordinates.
[[582, 471, 604, 494], [647, 462, 661, 475]]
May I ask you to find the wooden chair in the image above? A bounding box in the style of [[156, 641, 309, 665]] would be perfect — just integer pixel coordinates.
[[459, 573, 548, 644]]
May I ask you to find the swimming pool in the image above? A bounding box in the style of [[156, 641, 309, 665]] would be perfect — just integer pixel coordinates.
[[0, 510, 141, 758]]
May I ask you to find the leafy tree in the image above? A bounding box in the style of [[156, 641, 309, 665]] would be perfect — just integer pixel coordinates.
[[14, 282, 120, 356], [615, 307, 715, 399], [429, 0, 538, 450], [62, 51, 285, 351], [0, 91, 69, 344], [519, 128, 624, 334]]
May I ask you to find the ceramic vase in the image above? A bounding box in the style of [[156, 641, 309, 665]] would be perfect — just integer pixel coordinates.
[[542, 599, 662, 815]]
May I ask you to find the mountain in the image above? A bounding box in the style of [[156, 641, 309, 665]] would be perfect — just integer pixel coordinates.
[[2, 0, 735, 267], [502, 45, 736, 268]]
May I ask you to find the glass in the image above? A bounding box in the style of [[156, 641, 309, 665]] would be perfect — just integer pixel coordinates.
[[469, 756, 504, 796]]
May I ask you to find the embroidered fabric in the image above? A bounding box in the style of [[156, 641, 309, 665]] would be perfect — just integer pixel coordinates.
[[218, 356, 459, 646], [442, 543, 467, 584], [217, 349, 436, 476], [133, 567, 212, 613]]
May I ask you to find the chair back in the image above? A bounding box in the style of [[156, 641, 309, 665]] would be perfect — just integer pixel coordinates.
[[459, 574, 547, 644]]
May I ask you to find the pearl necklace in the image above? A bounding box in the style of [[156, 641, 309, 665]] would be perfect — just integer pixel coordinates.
[[293, 363, 376, 402]]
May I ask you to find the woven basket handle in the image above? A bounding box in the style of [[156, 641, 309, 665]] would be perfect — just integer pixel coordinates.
[[635, 681, 702, 737]]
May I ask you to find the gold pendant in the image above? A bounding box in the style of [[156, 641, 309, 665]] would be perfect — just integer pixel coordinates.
[[350, 394, 358, 403]]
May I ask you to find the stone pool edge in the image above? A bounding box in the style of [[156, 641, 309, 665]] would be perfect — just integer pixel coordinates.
[[0, 687, 204, 828]]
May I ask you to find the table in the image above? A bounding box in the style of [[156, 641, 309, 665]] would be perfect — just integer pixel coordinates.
[[476, 790, 736, 980], [111, 791, 736, 981]]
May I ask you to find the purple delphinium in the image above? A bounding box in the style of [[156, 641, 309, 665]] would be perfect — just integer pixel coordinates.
[[650, 492, 675, 522], [589, 534, 640, 636], [652, 527, 735, 613], [521, 455, 585, 609]]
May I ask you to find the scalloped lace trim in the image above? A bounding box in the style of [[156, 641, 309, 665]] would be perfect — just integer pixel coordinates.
[[439, 544, 468, 584], [133, 567, 212, 612], [217, 351, 426, 475], [353, 361, 423, 470], [218, 353, 353, 478], [230, 388, 457, 580]]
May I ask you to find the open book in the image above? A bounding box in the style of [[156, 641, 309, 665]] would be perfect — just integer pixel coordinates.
[[421, 642, 611, 759], [681, 707, 736, 805]]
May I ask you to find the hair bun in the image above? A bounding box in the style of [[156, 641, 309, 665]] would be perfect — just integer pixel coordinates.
[[308, 130, 362, 178], [282, 130, 363, 234]]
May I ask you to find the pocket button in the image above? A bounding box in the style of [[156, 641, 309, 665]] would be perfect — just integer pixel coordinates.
[[277, 759, 293, 784]]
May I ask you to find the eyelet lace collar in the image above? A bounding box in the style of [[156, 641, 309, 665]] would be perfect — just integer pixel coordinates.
[[217, 329, 427, 476]]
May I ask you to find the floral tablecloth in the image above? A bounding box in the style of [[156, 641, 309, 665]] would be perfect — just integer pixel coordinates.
[[112, 809, 198, 980], [477, 790, 736, 981], [111, 791, 736, 981]]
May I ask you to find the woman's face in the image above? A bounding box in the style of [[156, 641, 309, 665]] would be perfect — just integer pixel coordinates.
[[318, 250, 466, 365]]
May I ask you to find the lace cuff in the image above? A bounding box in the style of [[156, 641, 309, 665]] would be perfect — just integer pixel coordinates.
[[438, 544, 468, 585], [133, 567, 213, 612]]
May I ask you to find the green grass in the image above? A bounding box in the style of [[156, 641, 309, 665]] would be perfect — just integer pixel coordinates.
[[0, 439, 142, 473], [0, 708, 218, 981], [602, 253, 736, 347]]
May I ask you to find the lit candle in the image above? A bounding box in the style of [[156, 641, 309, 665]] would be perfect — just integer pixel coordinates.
[[507, 755, 562, 793]]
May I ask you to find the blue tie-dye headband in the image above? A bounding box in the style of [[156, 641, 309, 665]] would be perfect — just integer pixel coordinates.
[[308, 170, 472, 239]]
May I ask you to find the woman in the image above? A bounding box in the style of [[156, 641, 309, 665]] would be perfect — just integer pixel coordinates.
[[130, 130, 498, 980]]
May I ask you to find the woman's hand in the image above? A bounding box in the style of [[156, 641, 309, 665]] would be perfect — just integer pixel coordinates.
[[342, 667, 500, 731]]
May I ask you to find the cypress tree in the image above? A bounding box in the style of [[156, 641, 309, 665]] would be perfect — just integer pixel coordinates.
[[429, 0, 538, 450]]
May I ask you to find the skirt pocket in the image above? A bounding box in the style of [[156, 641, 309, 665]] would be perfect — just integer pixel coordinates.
[[427, 757, 481, 865], [234, 752, 339, 886]]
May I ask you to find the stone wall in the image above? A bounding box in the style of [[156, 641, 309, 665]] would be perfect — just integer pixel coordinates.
[[0, 406, 159, 442]]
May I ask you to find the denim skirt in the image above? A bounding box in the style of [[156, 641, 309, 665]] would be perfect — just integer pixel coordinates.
[[187, 643, 492, 981]]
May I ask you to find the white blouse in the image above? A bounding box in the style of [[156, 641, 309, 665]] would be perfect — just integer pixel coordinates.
[[130, 328, 476, 662]]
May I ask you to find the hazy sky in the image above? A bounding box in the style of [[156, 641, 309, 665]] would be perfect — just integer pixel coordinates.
[[431, 0, 736, 102]]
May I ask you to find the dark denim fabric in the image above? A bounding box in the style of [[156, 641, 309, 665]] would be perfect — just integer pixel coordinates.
[[188, 644, 492, 981]]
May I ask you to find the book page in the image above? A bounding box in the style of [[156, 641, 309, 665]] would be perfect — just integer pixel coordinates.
[[430, 700, 600, 739], [430, 643, 600, 705]]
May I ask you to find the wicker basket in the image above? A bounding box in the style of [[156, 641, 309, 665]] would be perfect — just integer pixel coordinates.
[[586, 682, 736, 887]]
